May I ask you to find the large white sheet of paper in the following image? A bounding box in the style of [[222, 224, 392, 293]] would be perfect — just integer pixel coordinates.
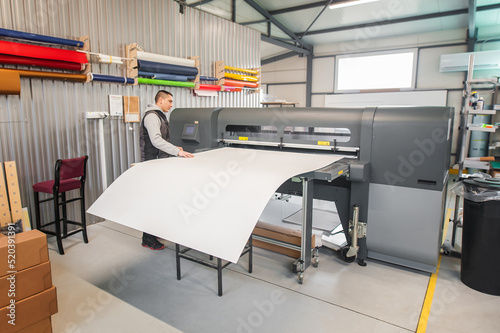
[[87, 148, 342, 263]]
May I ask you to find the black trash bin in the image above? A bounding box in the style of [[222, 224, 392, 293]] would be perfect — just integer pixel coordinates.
[[460, 178, 500, 296]]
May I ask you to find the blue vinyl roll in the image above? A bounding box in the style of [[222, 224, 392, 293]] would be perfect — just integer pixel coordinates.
[[200, 76, 218, 81], [0, 28, 84, 48], [138, 71, 195, 82], [91, 74, 134, 84], [137, 59, 198, 76]]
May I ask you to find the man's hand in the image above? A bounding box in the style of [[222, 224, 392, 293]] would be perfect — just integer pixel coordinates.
[[178, 150, 194, 158]]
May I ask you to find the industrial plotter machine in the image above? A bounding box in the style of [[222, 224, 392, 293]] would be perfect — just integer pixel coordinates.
[[169, 106, 454, 276]]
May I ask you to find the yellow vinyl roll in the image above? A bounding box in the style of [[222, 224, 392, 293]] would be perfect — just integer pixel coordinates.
[[224, 66, 259, 75], [224, 72, 259, 82], [0, 69, 21, 95]]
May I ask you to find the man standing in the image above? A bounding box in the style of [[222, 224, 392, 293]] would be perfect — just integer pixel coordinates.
[[140, 90, 194, 250]]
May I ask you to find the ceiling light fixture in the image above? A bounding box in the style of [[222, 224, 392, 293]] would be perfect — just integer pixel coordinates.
[[329, 0, 380, 10]]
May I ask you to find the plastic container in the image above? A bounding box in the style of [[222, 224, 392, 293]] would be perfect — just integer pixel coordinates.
[[454, 177, 500, 295]]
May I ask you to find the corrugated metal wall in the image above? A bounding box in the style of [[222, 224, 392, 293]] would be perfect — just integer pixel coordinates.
[[0, 0, 261, 225]]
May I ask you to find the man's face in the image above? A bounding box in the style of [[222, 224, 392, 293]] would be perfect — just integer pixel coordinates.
[[158, 94, 173, 112]]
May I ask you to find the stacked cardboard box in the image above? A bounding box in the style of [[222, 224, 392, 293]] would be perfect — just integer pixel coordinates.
[[252, 221, 316, 258], [0, 230, 57, 332]]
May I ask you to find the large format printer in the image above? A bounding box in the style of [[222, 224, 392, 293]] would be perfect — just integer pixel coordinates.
[[169, 106, 454, 274]]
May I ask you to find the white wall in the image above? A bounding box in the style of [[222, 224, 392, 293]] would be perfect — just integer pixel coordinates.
[[261, 27, 500, 160]]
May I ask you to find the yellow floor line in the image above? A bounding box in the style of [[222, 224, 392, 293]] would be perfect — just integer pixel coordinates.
[[442, 208, 453, 245], [416, 255, 442, 333]]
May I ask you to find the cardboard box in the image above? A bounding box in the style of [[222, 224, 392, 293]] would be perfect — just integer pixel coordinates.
[[0, 261, 52, 308], [17, 317, 52, 333], [252, 221, 316, 258], [490, 161, 500, 179], [0, 230, 48, 278], [0, 286, 57, 333]]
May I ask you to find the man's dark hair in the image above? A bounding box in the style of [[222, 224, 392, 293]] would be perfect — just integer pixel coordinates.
[[155, 90, 173, 103]]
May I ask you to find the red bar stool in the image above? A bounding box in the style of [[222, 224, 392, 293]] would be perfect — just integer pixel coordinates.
[[32, 156, 89, 254]]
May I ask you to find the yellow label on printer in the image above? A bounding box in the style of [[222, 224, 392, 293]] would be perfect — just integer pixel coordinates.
[[239, 136, 249, 141], [317, 141, 330, 146]]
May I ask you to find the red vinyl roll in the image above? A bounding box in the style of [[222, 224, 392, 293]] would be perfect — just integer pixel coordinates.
[[198, 84, 221, 91], [0, 40, 88, 64], [224, 79, 258, 88], [0, 54, 84, 71]]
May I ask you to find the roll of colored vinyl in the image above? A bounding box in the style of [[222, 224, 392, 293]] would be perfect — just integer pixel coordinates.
[[224, 78, 258, 88], [0, 69, 21, 95], [136, 51, 195, 68], [138, 77, 195, 88], [198, 84, 221, 91], [0, 40, 88, 64], [224, 72, 258, 82], [0, 28, 84, 47], [138, 71, 195, 82], [0, 54, 84, 71], [224, 66, 259, 75], [224, 86, 242, 92], [15, 69, 87, 82], [199, 76, 218, 81], [91, 74, 134, 84], [137, 60, 198, 76]]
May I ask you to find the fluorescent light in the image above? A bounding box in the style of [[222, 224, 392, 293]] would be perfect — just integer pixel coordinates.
[[329, 0, 380, 10]]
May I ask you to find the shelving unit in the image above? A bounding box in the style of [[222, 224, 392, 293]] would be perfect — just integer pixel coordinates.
[[451, 54, 499, 247]]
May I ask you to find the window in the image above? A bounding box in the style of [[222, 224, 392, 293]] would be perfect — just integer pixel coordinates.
[[335, 49, 418, 92]]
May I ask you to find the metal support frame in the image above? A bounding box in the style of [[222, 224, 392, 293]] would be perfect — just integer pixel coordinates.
[[176, 237, 253, 297], [244, 0, 312, 54]]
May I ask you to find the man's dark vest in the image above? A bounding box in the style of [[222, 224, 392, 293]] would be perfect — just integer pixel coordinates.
[[140, 109, 170, 161]]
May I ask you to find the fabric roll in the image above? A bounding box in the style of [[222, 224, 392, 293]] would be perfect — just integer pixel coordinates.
[[6, 68, 88, 82], [0, 28, 84, 47], [0, 69, 21, 95], [224, 66, 259, 75], [199, 76, 218, 81], [138, 71, 195, 82], [0, 54, 84, 71], [91, 74, 134, 84], [137, 59, 198, 76], [138, 77, 195, 88], [224, 86, 242, 92], [0, 40, 88, 64], [198, 84, 221, 91], [224, 78, 258, 88], [96, 53, 123, 64], [136, 51, 195, 67], [224, 72, 259, 82]]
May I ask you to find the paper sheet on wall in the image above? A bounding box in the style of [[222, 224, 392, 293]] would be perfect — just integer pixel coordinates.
[[87, 148, 342, 263]]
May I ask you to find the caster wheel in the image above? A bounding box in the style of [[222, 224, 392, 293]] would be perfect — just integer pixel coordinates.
[[443, 250, 450, 256], [312, 257, 319, 268], [298, 273, 304, 284], [339, 246, 356, 263]]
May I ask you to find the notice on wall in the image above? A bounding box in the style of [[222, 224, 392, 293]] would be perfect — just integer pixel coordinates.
[[109, 95, 123, 116]]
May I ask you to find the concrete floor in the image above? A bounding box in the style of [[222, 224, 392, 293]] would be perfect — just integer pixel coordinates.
[[49, 216, 500, 333]]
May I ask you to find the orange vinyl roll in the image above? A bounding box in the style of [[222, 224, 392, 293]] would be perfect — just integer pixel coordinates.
[[224, 78, 258, 88], [17, 69, 87, 82], [0, 69, 21, 95], [0, 68, 88, 82]]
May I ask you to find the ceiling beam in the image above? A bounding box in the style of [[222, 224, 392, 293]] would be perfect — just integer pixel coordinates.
[[261, 51, 298, 66], [240, 19, 270, 26], [243, 0, 312, 53], [468, 0, 477, 39], [297, 3, 500, 37], [188, 0, 215, 7], [268, 1, 330, 15], [261, 35, 312, 55]]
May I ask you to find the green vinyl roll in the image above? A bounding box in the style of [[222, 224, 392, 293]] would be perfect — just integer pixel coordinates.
[[138, 77, 195, 88]]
